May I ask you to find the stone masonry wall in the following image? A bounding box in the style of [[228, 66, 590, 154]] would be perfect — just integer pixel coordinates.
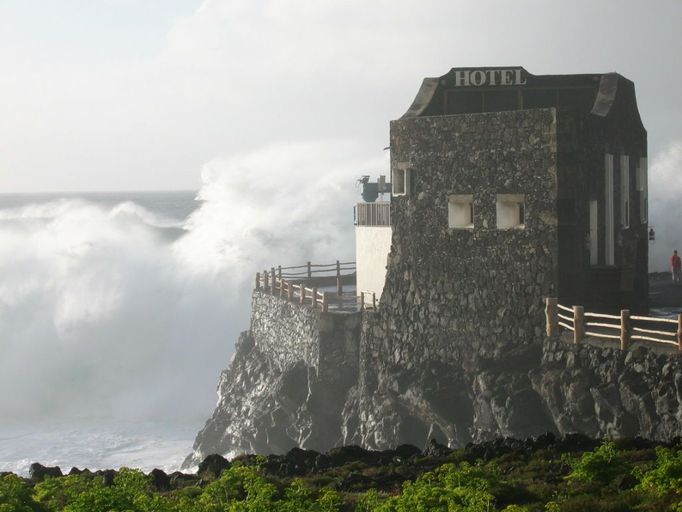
[[185, 291, 360, 466], [342, 109, 560, 449], [250, 292, 320, 370]]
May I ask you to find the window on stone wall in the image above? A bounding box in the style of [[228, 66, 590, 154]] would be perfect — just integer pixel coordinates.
[[448, 194, 474, 229], [496, 194, 525, 229], [392, 165, 411, 196]]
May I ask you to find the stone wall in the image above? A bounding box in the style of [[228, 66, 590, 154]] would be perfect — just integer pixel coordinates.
[[250, 292, 320, 370], [341, 109, 560, 449], [185, 291, 361, 466]]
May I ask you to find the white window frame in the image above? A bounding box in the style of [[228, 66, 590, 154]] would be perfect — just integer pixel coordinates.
[[392, 163, 411, 196], [448, 194, 474, 229], [620, 154, 630, 228], [496, 194, 525, 229], [605, 154, 615, 265]]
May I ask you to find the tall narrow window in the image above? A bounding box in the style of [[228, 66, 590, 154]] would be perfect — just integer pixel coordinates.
[[448, 194, 474, 229], [620, 155, 630, 228], [589, 200, 599, 265], [637, 156, 648, 223], [496, 194, 525, 229], [392, 164, 411, 196], [605, 154, 615, 265]]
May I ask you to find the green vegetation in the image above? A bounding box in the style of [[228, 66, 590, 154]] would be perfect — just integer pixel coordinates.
[[2, 439, 682, 511]]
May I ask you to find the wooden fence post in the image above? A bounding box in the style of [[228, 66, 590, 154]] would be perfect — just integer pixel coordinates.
[[322, 292, 328, 313], [271, 267, 276, 295], [278, 265, 282, 279], [620, 309, 631, 351], [263, 270, 269, 290], [300, 286, 305, 305], [336, 260, 341, 279], [545, 298, 558, 336], [307, 261, 312, 278], [337, 277, 343, 296], [372, 292, 377, 310], [280, 278, 285, 298], [287, 281, 292, 301], [311, 287, 317, 308], [677, 314, 682, 353], [573, 305, 584, 345], [255, 272, 261, 290], [360, 292, 365, 311]]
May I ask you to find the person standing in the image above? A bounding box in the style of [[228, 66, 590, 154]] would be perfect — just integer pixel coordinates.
[[671, 250, 681, 283]]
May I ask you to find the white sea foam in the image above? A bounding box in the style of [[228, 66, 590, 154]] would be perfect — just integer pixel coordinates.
[[0, 142, 384, 471]]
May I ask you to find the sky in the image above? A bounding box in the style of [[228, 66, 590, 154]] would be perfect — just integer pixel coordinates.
[[0, 0, 681, 194]]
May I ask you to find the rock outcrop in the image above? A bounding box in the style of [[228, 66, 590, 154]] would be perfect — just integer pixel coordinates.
[[184, 293, 360, 467], [186, 288, 682, 466]]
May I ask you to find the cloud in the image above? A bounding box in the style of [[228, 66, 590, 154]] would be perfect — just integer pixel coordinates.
[[2, 0, 679, 192], [0, 141, 382, 421]]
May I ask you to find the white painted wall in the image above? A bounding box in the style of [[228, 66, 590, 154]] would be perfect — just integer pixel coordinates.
[[355, 226, 392, 302]]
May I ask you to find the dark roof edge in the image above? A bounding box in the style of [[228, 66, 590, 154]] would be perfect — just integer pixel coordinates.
[[400, 77, 440, 119]]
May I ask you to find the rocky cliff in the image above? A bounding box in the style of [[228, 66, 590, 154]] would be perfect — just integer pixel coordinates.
[[184, 292, 360, 467], [186, 108, 680, 464], [186, 288, 682, 467]]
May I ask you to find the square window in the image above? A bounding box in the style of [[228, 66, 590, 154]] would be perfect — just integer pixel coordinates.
[[496, 194, 525, 229], [392, 164, 411, 196], [448, 194, 474, 229]]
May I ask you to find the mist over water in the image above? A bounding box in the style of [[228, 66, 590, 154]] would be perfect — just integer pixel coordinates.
[[0, 143, 379, 472]]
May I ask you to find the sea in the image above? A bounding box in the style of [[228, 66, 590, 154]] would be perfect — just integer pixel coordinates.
[[0, 177, 356, 476], [0, 191, 213, 476]]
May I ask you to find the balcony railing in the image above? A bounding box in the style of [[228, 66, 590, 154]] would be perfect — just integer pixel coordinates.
[[355, 202, 390, 226]]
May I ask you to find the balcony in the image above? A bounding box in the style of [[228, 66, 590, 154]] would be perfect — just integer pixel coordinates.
[[355, 202, 390, 227]]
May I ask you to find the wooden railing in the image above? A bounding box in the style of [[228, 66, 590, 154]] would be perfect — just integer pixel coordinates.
[[545, 297, 682, 352], [255, 261, 356, 313]]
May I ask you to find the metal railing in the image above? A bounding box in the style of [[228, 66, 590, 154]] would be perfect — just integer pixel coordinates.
[[545, 297, 682, 351], [355, 202, 390, 226]]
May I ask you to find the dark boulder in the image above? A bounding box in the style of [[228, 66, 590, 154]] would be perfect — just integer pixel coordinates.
[[29, 463, 62, 481], [149, 468, 171, 491], [558, 433, 600, 453], [531, 432, 557, 450], [198, 454, 230, 479], [169, 471, 200, 489], [95, 469, 117, 486], [281, 447, 319, 475], [327, 445, 381, 467], [424, 438, 452, 458], [393, 444, 421, 461]]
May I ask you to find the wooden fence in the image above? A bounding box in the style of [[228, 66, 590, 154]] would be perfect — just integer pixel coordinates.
[[255, 261, 356, 313], [545, 297, 682, 352]]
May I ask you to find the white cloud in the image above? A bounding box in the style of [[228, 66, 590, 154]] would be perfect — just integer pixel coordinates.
[[1, 0, 680, 192]]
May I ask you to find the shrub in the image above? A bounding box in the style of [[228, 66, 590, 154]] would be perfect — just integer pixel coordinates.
[[637, 446, 682, 497], [0, 474, 43, 512], [566, 441, 632, 485]]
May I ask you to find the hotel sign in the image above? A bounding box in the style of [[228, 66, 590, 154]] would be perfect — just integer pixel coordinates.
[[452, 68, 527, 87]]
